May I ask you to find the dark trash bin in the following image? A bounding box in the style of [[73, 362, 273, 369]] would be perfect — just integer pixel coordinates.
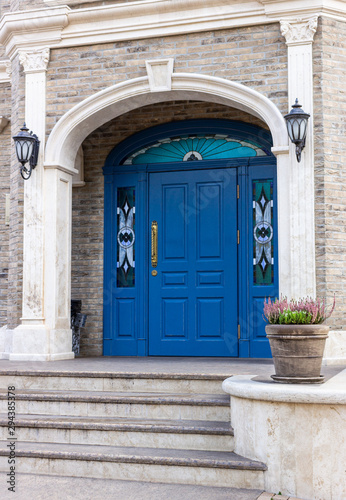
[[71, 300, 87, 356]]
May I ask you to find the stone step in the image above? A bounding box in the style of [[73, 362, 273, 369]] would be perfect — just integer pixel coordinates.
[[0, 441, 266, 489], [5, 473, 266, 500], [0, 370, 226, 394], [0, 390, 230, 421], [0, 414, 234, 452]]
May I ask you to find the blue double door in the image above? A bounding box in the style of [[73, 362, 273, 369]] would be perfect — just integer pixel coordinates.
[[104, 160, 278, 357], [148, 168, 238, 356]]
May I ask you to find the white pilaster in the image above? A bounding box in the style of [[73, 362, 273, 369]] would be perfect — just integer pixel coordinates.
[[272, 147, 291, 299], [280, 16, 318, 299], [19, 48, 49, 326], [9, 48, 74, 361]]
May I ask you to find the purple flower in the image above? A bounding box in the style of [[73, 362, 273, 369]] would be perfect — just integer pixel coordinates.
[[263, 295, 335, 324]]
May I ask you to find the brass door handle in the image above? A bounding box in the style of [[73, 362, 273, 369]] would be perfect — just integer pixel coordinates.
[[151, 221, 158, 268]]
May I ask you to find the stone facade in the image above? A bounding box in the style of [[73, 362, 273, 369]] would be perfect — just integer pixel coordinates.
[[0, 82, 10, 327], [314, 17, 346, 331], [0, 0, 345, 360]]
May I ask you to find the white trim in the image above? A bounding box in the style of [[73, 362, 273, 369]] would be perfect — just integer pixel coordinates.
[[261, 0, 346, 20], [45, 73, 288, 172], [0, 61, 11, 83], [0, 1, 345, 57], [146, 59, 174, 92]]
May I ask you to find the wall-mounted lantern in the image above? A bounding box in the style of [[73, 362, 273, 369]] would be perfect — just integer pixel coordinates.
[[284, 99, 310, 162], [13, 123, 40, 180]]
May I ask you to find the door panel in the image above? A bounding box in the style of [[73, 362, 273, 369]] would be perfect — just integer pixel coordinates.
[[103, 173, 146, 356], [148, 168, 238, 356], [247, 165, 278, 358]]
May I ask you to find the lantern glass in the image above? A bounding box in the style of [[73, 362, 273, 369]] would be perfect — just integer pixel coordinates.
[[299, 118, 307, 140], [292, 119, 301, 141], [15, 138, 34, 164]]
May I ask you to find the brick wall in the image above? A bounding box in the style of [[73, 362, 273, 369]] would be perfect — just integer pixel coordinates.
[[0, 0, 10, 17], [314, 17, 346, 329], [74, 101, 268, 356], [7, 54, 25, 329], [4, 11, 344, 351], [46, 24, 288, 136], [0, 82, 10, 327], [10, 0, 45, 11]]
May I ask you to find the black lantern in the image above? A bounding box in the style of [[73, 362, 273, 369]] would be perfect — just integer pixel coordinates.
[[284, 99, 310, 162], [13, 123, 40, 180]]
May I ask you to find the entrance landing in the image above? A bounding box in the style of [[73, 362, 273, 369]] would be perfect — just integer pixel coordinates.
[[0, 357, 342, 380], [0, 357, 277, 377]]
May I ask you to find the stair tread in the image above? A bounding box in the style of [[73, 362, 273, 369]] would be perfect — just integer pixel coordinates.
[[0, 413, 234, 434], [0, 389, 229, 405], [0, 441, 266, 470], [0, 369, 229, 380], [0, 473, 265, 500]]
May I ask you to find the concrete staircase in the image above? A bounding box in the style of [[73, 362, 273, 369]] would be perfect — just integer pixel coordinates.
[[0, 367, 266, 491]]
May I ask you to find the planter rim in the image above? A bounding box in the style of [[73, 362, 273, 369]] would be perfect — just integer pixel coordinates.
[[265, 324, 330, 333]]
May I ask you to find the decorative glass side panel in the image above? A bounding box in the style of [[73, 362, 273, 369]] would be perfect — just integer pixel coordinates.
[[117, 187, 135, 288], [253, 179, 274, 285], [123, 134, 269, 164]]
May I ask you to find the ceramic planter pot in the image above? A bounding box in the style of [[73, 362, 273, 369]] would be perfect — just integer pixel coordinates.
[[265, 324, 329, 384]]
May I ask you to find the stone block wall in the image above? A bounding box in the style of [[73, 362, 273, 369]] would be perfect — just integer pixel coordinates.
[[0, 82, 10, 327], [314, 17, 346, 329], [6, 55, 25, 329]]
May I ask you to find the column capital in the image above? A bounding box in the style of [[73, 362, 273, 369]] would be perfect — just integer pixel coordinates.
[[5, 60, 12, 77], [19, 47, 50, 73], [280, 16, 318, 46]]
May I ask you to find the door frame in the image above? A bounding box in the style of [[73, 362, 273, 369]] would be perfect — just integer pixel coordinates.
[[103, 120, 278, 357]]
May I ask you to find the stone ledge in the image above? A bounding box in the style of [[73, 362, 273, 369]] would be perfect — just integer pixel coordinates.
[[222, 368, 346, 404], [0, 389, 230, 406]]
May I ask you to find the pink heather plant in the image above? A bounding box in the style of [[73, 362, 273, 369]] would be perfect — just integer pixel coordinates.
[[263, 296, 335, 325]]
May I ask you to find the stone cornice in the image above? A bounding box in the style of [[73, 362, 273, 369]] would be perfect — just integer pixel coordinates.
[[260, 0, 346, 20], [0, 1, 345, 57], [280, 15, 318, 45], [19, 48, 50, 73], [0, 6, 69, 59]]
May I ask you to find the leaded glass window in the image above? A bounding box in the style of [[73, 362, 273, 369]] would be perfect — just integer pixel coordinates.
[[253, 180, 274, 285], [123, 134, 268, 165], [117, 187, 135, 287]]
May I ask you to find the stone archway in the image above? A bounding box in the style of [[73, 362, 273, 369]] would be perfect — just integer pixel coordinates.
[[11, 68, 295, 360], [45, 72, 288, 172]]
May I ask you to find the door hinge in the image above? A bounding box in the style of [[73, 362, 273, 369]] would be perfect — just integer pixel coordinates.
[[237, 230, 240, 245], [237, 184, 240, 199], [238, 324, 241, 340]]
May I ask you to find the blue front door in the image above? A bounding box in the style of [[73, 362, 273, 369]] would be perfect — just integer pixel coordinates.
[[103, 119, 278, 357], [148, 168, 238, 356]]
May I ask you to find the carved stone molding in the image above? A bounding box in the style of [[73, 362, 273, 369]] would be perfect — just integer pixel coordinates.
[[5, 60, 12, 77], [145, 59, 174, 92], [19, 48, 50, 73], [0, 60, 11, 83], [280, 16, 318, 45]]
